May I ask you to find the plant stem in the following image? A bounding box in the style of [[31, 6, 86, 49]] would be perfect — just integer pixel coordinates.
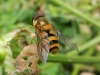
[[71, 64, 82, 75], [51, 0, 100, 28], [48, 54, 100, 63]]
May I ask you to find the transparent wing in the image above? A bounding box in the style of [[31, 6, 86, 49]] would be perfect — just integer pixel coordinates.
[[35, 28, 50, 63], [52, 26, 79, 51]]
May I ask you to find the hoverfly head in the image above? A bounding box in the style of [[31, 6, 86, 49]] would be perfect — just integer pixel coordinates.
[[32, 14, 44, 20], [32, 14, 49, 26]]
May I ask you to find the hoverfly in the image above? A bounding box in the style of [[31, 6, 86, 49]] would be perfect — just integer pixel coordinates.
[[32, 14, 78, 63]]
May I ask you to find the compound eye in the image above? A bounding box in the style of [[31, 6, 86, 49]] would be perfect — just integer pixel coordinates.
[[32, 14, 44, 21]]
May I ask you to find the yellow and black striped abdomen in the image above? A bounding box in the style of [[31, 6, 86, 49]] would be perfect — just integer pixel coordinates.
[[48, 33, 59, 54]]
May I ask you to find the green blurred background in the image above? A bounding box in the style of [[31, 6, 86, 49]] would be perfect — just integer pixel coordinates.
[[0, 0, 100, 75]]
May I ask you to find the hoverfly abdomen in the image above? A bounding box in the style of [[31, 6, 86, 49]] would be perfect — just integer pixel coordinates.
[[48, 33, 59, 54]]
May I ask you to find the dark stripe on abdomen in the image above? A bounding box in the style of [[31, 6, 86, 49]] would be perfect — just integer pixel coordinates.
[[48, 33, 55, 36], [50, 46, 58, 52], [43, 33, 55, 39], [50, 40, 58, 45]]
